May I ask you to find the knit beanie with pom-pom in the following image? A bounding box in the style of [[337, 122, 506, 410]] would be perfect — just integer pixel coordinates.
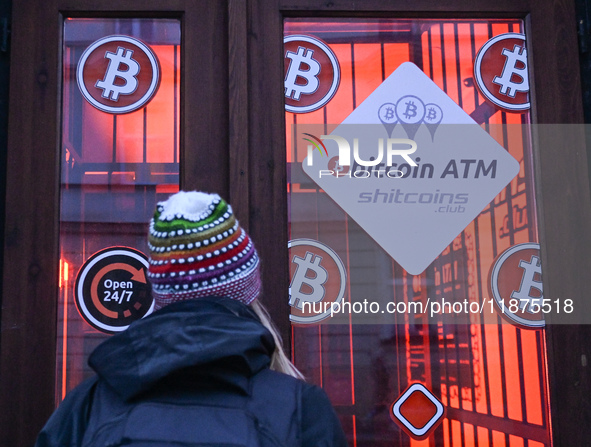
[[147, 191, 261, 309]]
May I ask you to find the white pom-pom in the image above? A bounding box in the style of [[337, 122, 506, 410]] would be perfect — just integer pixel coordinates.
[[158, 191, 221, 221]]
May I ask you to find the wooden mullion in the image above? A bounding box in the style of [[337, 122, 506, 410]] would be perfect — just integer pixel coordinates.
[[0, 0, 61, 444]]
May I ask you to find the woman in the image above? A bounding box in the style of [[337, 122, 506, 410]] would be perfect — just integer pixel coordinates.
[[35, 191, 347, 447]]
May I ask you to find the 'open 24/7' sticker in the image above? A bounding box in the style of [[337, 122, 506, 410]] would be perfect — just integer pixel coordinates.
[[75, 247, 154, 333]]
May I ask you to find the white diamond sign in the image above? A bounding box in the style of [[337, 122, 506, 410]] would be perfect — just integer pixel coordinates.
[[300, 62, 520, 275]]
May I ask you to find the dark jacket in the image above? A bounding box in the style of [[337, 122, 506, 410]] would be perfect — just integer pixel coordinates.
[[35, 297, 347, 447]]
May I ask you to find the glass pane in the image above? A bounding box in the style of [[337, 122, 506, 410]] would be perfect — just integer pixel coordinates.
[[57, 18, 181, 402], [285, 19, 550, 446]]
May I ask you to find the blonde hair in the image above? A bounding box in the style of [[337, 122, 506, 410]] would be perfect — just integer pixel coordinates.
[[250, 300, 305, 381]]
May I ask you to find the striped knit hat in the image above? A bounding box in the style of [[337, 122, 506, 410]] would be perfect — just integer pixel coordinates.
[[147, 191, 261, 309]]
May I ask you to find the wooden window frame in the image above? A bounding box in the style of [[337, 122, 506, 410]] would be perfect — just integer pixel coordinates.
[[1, 0, 590, 446], [0, 1, 237, 444], [242, 1, 591, 446]]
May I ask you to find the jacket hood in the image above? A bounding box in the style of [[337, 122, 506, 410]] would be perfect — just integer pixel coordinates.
[[88, 297, 275, 401]]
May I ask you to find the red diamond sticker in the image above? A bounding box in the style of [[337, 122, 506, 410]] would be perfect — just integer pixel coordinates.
[[391, 383, 445, 440]]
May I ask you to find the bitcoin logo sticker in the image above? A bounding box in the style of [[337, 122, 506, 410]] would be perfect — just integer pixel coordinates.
[[378, 102, 398, 137], [327, 155, 350, 177], [424, 103, 443, 142], [284, 35, 340, 113], [77, 35, 160, 114], [288, 239, 346, 324], [395, 95, 426, 140], [379, 103, 396, 123], [489, 243, 545, 328], [290, 252, 329, 308], [474, 33, 530, 111], [510, 254, 543, 313], [377, 97, 444, 140], [492, 45, 529, 98], [285, 47, 321, 100], [95, 47, 140, 101]]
